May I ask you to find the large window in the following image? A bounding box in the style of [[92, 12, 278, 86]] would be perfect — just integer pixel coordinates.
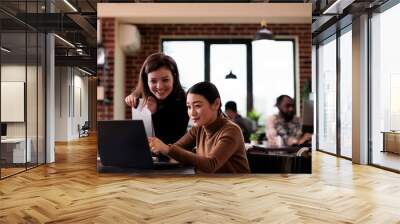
[[371, 2, 400, 171], [317, 36, 337, 154], [210, 44, 247, 116], [252, 40, 295, 122], [316, 23, 354, 159], [163, 39, 296, 123], [162, 41, 204, 91], [339, 28, 352, 158]]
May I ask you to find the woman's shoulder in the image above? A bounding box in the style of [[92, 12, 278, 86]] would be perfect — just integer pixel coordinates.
[[221, 117, 243, 136]]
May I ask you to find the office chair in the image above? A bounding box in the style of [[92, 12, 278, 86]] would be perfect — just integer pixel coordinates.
[[79, 121, 90, 138]]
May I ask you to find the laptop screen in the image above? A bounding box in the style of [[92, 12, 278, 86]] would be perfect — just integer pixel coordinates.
[[97, 120, 154, 168]]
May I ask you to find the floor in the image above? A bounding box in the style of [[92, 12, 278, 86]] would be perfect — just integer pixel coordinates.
[[0, 135, 400, 223], [1, 163, 42, 178], [372, 150, 400, 171]]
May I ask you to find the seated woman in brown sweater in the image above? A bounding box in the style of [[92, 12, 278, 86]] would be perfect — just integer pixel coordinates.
[[148, 81, 250, 173]]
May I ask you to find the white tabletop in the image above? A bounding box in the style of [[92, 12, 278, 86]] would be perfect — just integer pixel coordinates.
[[1, 138, 27, 143]]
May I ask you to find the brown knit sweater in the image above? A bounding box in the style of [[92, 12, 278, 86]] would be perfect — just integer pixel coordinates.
[[168, 115, 250, 173]]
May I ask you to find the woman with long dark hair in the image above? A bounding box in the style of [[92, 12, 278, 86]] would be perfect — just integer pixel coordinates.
[[125, 52, 189, 146], [148, 82, 250, 173]]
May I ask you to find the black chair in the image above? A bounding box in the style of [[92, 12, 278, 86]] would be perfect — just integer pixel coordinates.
[[79, 121, 90, 138]]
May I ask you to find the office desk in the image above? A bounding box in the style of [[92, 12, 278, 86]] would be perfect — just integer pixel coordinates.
[[1, 138, 32, 164], [381, 131, 400, 154], [246, 146, 311, 173], [97, 158, 195, 175]]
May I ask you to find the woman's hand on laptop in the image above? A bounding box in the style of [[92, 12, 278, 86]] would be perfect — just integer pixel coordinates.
[[148, 137, 170, 155]]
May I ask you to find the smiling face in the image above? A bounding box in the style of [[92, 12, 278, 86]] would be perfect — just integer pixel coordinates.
[[187, 93, 220, 127], [147, 67, 174, 100]]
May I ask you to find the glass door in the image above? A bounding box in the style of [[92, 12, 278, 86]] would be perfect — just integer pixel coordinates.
[[317, 36, 337, 155], [370, 3, 400, 171], [1, 31, 28, 177], [339, 28, 352, 158]]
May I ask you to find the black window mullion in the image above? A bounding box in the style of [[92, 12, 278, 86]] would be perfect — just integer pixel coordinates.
[[316, 44, 320, 151], [246, 42, 252, 113], [0, 26, 2, 179], [367, 11, 373, 165], [292, 40, 297, 109], [336, 30, 341, 157], [36, 30, 39, 167], [25, 1, 28, 171], [205, 40, 210, 82]]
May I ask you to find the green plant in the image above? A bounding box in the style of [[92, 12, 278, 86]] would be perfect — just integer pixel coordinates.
[[302, 79, 312, 101], [249, 133, 259, 142], [247, 109, 261, 124]]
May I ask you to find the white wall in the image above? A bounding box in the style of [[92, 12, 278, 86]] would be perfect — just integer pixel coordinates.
[[55, 67, 89, 141], [55, 67, 69, 141], [1, 65, 36, 138]]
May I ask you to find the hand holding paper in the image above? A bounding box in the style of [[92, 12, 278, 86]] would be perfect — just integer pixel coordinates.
[[132, 98, 155, 137]]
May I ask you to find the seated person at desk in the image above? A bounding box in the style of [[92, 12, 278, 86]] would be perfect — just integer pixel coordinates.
[[148, 82, 250, 173], [225, 101, 255, 143], [266, 95, 312, 147], [125, 53, 189, 160]]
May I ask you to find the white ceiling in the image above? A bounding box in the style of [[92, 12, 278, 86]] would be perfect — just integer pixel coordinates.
[[98, 3, 312, 24]]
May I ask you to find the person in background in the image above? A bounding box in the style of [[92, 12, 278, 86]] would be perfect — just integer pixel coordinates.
[[125, 53, 189, 159], [224, 101, 255, 143], [266, 95, 312, 147], [148, 82, 250, 173]]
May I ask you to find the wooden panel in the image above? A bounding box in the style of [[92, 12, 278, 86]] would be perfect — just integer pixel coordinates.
[[385, 132, 400, 154]]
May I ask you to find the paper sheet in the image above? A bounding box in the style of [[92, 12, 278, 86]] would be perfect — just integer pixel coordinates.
[[132, 99, 154, 137]]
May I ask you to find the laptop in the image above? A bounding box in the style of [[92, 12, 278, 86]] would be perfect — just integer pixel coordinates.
[[97, 120, 181, 169]]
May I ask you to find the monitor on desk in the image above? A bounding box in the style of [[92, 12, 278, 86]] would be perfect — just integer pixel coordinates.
[[1, 123, 6, 139]]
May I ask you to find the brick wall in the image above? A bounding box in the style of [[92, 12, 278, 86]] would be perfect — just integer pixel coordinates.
[[97, 18, 115, 120], [99, 22, 311, 119]]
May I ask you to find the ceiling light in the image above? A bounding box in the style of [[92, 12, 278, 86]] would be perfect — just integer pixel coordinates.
[[63, 0, 78, 12], [97, 45, 106, 66], [255, 20, 274, 41], [1, 47, 11, 53], [322, 0, 354, 15], [225, 70, 237, 79], [54, 34, 75, 48], [78, 67, 93, 76]]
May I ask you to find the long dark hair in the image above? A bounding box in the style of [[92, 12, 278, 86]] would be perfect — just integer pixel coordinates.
[[187, 81, 222, 114], [135, 52, 185, 104]]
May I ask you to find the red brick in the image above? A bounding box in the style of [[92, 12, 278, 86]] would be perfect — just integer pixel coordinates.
[[100, 22, 311, 119]]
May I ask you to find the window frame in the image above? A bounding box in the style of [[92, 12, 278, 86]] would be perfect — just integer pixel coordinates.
[[161, 37, 297, 115], [368, 0, 400, 172], [315, 23, 353, 160]]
